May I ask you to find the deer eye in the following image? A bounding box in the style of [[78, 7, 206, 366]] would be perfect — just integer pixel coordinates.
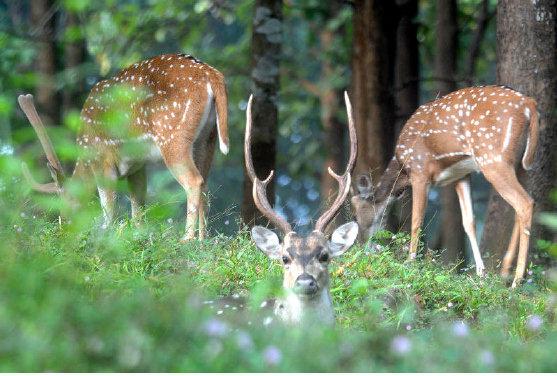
[[282, 255, 291, 264], [318, 252, 329, 263]]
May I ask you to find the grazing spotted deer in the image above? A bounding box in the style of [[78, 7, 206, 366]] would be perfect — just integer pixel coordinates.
[[245, 92, 359, 325], [19, 53, 229, 241], [351, 85, 538, 287]]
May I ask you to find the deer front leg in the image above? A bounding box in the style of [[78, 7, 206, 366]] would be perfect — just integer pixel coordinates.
[[455, 178, 484, 277], [127, 165, 147, 225], [409, 178, 429, 260]]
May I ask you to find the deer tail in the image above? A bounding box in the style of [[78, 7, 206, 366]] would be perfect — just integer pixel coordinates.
[[522, 98, 539, 170], [209, 72, 229, 155]]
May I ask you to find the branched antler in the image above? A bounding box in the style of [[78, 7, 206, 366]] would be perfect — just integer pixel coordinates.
[[18, 94, 65, 191], [244, 95, 292, 234], [314, 91, 357, 233]]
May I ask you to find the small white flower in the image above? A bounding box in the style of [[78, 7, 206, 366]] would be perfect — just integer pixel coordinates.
[[526, 315, 543, 331], [405, 324, 412, 331], [452, 321, 469, 337], [203, 318, 228, 337], [235, 331, 253, 350], [447, 302, 454, 308], [263, 345, 282, 366], [391, 335, 412, 355], [480, 350, 495, 366]]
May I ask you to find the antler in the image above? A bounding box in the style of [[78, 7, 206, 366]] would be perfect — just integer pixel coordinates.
[[314, 91, 357, 233], [18, 94, 65, 191], [244, 95, 292, 234]]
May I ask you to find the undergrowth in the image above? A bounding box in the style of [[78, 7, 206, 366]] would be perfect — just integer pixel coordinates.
[[0, 169, 556, 371]]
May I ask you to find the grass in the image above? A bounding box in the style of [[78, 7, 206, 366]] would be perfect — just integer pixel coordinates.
[[0, 170, 556, 371]]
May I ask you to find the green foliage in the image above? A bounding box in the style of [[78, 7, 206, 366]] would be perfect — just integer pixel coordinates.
[[0, 173, 556, 371]]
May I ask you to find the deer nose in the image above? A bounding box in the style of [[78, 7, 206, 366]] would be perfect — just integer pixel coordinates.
[[294, 274, 318, 295]]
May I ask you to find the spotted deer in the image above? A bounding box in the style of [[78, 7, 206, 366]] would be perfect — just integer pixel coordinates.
[[245, 92, 359, 325], [19, 53, 229, 241], [351, 86, 539, 288]]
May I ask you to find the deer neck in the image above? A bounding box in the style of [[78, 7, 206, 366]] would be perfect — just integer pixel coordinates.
[[374, 157, 410, 202], [274, 287, 335, 325]]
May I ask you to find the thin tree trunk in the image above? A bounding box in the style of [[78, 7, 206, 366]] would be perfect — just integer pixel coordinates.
[[319, 1, 345, 220], [30, 0, 60, 126], [394, 0, 419, 233], [435, 0, 466, 265], [352, 0, 397, 182], [62, 11, 86, 115], [481, 0, 556, 269], [241, 0, 283, 227]]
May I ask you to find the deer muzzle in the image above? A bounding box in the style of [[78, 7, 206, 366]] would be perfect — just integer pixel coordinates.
[[294, 273, 318, 296]]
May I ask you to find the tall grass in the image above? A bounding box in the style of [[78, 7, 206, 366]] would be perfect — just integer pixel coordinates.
[[0, 155, 556, 371]]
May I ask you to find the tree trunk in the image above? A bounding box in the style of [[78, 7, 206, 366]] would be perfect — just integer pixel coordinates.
[[481, 0, 556, 269], [30, 0, 60, 126], [62, 11, 86, 115], [433, 0, 466, 265], [241, 0, 283, 227], [394, 0, 419, 233], [318, 1, 345, 220], [351, 0, 397, 182]]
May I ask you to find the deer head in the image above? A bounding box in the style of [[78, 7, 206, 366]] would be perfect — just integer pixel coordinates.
[[244, 92, 358, 324], [351, 158, 410, 241]]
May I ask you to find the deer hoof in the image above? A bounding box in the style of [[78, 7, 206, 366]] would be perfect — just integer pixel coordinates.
[[180, 235, 196, 243], [511, 278, 522, 289]]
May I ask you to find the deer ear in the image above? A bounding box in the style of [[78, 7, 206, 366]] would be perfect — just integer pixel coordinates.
[[328, 221, 359, 257], [356, 174, 373, 199], [251, 226, 282, 259]]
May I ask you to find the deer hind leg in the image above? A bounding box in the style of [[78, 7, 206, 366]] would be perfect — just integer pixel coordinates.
[[501, 215, 520, 278], [127, 165, 147, 225], [95, 164, 118, 230], [409, 178, 429, 260], [455, 178, 484, 277], [193, 127, 218, 240], [163, 146, 203, 243], [482, 163, 534, 288]]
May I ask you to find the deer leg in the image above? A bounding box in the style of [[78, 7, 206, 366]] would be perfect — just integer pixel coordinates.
[[455, 178, 484, 277], [127, 165, 147, 225], [482, 163, 534, 288], [409, 178, 429, 260], [96, 165, 117, 230], [193, 127, 217, 241], [501, 215, 520, 278], [164, 150, 203, 243]]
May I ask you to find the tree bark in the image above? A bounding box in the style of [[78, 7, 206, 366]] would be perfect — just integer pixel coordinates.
[[62, 11, 86, 115], [394, 0, 419, 233], [481, 0, 557, 269], [318, 1, 345, 211], [241, 0, 283, 227], [351, 0, 397, 182], [30, 0, 60, 126], [435, 0, 466, 265]]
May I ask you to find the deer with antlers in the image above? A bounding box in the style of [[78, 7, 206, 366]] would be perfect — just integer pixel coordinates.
[[351, 85, 539, 287], [19, 53, 229, 241], [245, 92, 358, 325]]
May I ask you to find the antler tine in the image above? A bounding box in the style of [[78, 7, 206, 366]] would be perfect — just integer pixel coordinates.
[[314, 91, 358, 233], [21, 162, 62, 194], [18, 94, 65, 186], [244, 95, 292, 234]]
